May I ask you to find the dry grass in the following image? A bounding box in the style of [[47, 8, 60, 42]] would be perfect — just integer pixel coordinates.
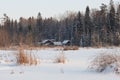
[[16, 46, 39, 66], [54, 51, 65, 64], [63, 46, 79, 51]]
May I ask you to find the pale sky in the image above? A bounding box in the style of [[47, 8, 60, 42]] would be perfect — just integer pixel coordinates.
[[0, 0, 119, 20]]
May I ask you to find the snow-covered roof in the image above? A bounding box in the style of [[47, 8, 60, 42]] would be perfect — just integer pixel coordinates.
[[42, 39, 55, 44], [62, 40, 70, 44], [42, 40, 50, 44]]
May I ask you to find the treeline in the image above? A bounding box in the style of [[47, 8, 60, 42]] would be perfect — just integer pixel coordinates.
[[0, 0, 120, 47]]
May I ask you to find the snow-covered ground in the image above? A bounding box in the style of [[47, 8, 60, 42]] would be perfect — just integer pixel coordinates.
[[0, 47, 120, 80]]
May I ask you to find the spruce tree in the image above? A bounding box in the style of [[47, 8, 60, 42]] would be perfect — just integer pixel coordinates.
[[84, 6, 92, 46]]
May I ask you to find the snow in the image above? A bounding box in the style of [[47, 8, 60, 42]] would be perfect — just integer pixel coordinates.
[[0, 47, 120, 80]]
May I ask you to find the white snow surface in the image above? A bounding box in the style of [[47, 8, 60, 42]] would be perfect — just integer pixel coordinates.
[[0, 47, 120, 80]]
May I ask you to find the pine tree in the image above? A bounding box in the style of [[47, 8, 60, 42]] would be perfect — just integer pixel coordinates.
[[116, 4, 120, 32], [109, 0, 115, 32], [109, 0, 116, 45], [114, 4, 120, 45], [36, 12, 43, 42], [99, 3, 107, 46], [73, 11, 83, 46], [84, 6, 92, 46]]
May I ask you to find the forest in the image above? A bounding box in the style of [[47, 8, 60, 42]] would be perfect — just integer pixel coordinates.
[[0, 0, 120, 47]]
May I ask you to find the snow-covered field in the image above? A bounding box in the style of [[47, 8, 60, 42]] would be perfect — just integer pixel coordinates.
[[0, 47, 120, 80]]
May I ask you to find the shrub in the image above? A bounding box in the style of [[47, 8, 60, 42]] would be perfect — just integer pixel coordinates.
[[89, 53, 120, 74]]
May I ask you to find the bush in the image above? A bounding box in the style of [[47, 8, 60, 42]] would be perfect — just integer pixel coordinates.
[[89, 53, 120, 74]]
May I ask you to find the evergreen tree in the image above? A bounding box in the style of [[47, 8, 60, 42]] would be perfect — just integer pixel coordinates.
[[36, 12, 43, 42], [84, 6, 92, 46], [73, 11, 83, 46], [109, 0, 116, 45], [109, 0, 115, 32], [116, 4, 120, 32], [99, 3, 107, 46]]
